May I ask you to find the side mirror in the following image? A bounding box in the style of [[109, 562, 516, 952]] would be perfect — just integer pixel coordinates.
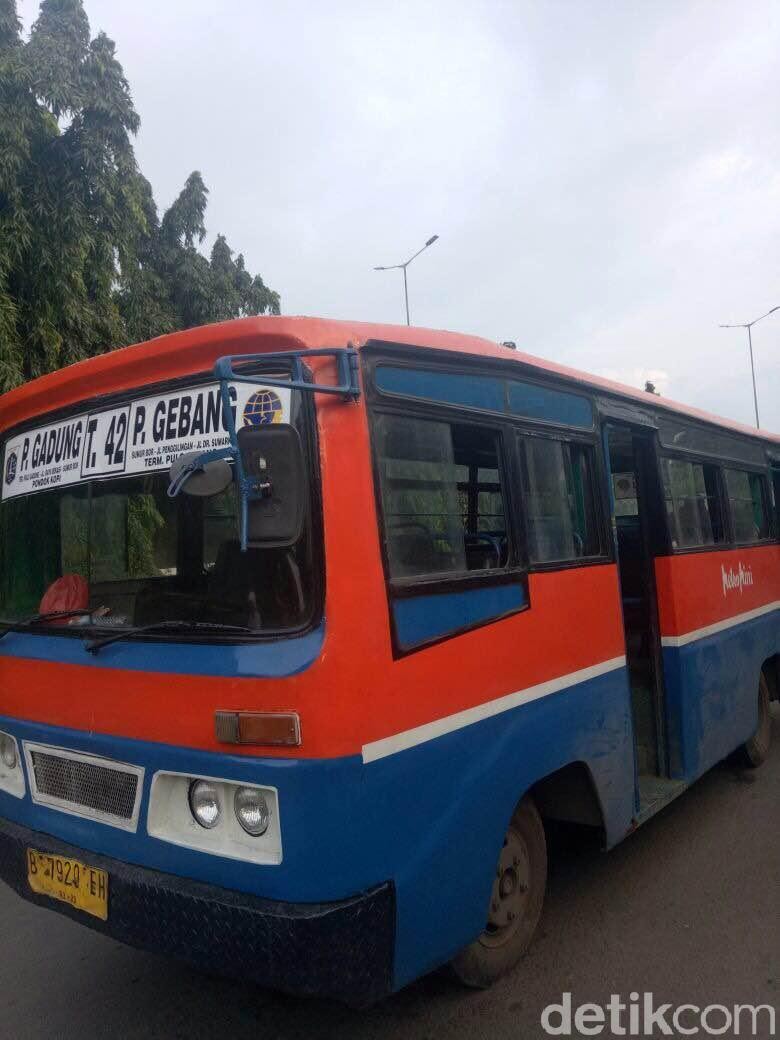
[[169, 451, 233, 497], [238, 424, 306, 548]]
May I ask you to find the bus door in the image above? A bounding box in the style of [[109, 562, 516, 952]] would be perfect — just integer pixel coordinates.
[[604, 423, 669, 789]]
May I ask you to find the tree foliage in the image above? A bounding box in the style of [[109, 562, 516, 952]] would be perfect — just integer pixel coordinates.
[[0, 0, 279, 392]]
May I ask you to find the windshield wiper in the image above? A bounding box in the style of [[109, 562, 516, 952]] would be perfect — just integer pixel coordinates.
[[85, 621, 258, 655], [0, 609, 100, 637]]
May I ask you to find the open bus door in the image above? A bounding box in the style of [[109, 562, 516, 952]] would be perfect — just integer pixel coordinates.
[[603, 422, 685, 818]]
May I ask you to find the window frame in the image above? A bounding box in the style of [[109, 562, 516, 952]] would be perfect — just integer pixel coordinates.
[[655, 447, 778, 555], [364, 346, 611, 560], [364, 348, 616, 661]]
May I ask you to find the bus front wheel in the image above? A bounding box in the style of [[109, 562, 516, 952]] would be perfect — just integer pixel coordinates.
[[740, 673, 772, 768], [451, 795, 547, 989]]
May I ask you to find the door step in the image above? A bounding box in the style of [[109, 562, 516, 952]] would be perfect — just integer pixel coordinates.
[[636, 775, 689, 825]]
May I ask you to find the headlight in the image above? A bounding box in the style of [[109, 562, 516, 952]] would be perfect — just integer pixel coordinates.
[[0, 734, 17, 770], [0, 731, 24, 799], [188, 779, 221, 829], [147, 772, 281, 864], [234, 786, 270, 836]]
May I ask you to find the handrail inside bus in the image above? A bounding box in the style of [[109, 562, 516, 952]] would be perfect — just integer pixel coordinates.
[[168, 347, 360, 550]]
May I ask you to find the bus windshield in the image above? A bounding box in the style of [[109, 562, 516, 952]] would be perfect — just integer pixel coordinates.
[[0, 470, 318, 635], [0, 374, 322, 642]]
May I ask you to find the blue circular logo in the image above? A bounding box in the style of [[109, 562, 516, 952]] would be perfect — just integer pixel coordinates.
[[243, 390, 283, 426], [5, 451, 17, 486]]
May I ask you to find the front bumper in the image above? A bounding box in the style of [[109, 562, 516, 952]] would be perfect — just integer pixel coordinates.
[[0, 816, 394, 1006]]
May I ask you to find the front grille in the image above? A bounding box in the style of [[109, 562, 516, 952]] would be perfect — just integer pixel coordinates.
[[26, 747, 142, 830]]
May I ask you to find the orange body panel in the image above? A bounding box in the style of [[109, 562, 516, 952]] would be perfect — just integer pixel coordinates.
[[654, 544, 780, 638]]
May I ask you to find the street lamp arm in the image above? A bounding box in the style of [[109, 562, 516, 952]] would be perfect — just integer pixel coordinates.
[[718, 304, 780, 330], [404, 235, 440, 267], [751, 304, 780, 325], [372, 234, 439, 326]]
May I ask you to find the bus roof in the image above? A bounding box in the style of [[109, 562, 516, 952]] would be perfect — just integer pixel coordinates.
[[2, 315, 778, 445]]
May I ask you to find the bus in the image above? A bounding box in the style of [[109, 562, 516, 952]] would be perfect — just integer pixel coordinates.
[[0, 316, 777, 1005]]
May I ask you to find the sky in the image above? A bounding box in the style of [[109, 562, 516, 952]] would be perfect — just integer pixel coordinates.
[[19, 0, 780, 432]]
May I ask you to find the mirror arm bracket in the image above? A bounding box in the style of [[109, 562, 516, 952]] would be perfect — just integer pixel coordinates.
[[212, 347, 361, 402], [169, 349, 357, 549], [214, 348, 359, 550]]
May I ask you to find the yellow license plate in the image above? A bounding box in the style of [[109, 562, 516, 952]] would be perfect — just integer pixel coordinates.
[[27, 848, 108, 921]]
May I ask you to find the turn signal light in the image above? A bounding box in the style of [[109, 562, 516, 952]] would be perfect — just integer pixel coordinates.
[[215, 711, 301, 747]]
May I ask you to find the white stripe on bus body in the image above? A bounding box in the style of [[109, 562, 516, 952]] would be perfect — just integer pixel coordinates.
[[659, 600, 780, 649], [361, 600, 780, 764], [361, 655, 627, 764]]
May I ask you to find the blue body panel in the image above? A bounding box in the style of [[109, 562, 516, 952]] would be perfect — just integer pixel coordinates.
[[0, 624, 324, 677], [374, 365, 593, 428], [662, 608, 779, 780], [0, 661, 635, 991], [1, 607, 775, 990], [507, 380, 593, 428], [392, 583, 527, 649], [375, 366, 505, 413]]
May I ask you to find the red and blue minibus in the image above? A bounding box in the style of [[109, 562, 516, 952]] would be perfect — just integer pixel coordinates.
[[0, 316, 777, 1003]]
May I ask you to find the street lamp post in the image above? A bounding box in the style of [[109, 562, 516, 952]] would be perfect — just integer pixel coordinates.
[[374, 235, 439, 326], [719, 305, 779, 429]]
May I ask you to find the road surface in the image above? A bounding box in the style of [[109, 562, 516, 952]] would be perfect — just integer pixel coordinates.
[[2, 708, 778, 1039]]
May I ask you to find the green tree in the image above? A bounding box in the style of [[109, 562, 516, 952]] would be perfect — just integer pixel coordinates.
[[0, 0, 279, 393], [116, 172, 279, 343]]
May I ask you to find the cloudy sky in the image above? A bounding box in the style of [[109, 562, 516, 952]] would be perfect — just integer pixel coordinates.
[[20, 0, 780, 432]]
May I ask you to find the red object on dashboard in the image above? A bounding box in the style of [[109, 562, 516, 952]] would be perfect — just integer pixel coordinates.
[[38, 574, 89, 622]]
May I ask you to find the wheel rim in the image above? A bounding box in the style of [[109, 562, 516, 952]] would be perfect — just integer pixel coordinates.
[[480, 826, 531, 949]]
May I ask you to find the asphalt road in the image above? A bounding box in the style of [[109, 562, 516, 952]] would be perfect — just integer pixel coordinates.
[[2, 708, 778, 1040]]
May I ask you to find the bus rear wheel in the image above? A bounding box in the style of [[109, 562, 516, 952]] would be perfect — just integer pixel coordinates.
[[740, 673, 772, 768], [451, 796, 547, 989]]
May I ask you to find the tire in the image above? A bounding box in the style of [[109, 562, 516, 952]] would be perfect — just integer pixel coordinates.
[[450, 796, 547, 988], [740, 673, 772, 768]]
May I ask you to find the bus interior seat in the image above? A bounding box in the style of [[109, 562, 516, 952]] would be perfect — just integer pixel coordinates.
[[133, 583, 203, 626], [387, 522, 441, 576], [464, 533, 505, 570], [208, 540, 304, 628]]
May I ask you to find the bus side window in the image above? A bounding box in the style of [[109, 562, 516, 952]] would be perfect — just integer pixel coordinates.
[[724, 468, 771, 544], [374, 413, 510, 580], [660, 456, 725, 549], [520, 436, 602, 565]]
